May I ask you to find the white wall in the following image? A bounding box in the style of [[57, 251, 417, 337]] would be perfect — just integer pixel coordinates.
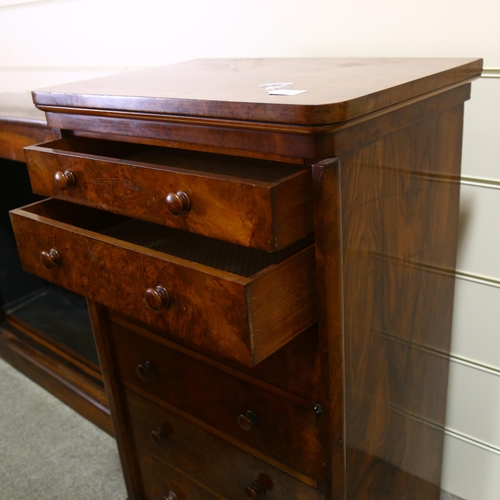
[[1, 1, 499, 498]]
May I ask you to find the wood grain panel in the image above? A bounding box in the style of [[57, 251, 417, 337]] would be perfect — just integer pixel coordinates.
[[339, 105, 464, 499], [248, 246, 318, 364], [24, 136, 313, 250], [10, 199, 317, 366], [108, 320, 324, 481], [108, 309, 323, 402], [32, 58, 482, 125], [126, 389, 324, 500], [87, 300, 144, 500], [41, 82, 472, 161], [312, 157, 345, 499]]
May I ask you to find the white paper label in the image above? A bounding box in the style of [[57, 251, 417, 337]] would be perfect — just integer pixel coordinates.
[[259, 82, 307, 96]]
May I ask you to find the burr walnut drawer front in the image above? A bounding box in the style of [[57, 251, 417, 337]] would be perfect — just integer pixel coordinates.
[[9, 199, 317, 367], [126, 389, 324, 500], [24, 136, 313, 251], [109, 320, 324, 483]]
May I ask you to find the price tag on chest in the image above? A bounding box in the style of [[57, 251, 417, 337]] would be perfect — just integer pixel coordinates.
[[259, 82, 307, 96]]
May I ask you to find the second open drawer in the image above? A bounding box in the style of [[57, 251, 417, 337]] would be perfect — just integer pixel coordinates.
[[10, 199, 317, 366]]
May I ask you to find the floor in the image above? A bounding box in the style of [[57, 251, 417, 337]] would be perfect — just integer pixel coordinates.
[[0, 356, 127, 500]]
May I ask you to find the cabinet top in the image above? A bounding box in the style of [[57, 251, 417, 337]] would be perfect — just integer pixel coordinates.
[[32, 58, 482, 126]]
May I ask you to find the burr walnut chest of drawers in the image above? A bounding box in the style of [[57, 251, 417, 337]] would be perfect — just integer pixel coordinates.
[[10, 58, 482, 500]]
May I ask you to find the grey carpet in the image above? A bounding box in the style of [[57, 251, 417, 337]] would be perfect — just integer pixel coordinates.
[[0, 357, 127, 500]]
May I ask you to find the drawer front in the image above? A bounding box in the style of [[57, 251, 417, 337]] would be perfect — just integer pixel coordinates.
[[138, 453, 220, 500], [25, 137, 313, 251], [110, 321, 324, 482], [10, 199, 317, 367], [127, 389, 324, 500]]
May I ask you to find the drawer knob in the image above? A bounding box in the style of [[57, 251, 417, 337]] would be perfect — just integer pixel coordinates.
[[238, 410, 259, 431], [245, 481, 265, 499], [150, 427, 168, 444], [40, 248, 62, 270], [136, 361, 156, 380], [165, 191, 190, 216], [144, 286, 170, 311], [162, 492, 178, 500], [54, 170, 76, 190]]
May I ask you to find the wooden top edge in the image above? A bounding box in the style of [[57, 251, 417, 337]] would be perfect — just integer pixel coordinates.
[[31, 58, 483, 126]]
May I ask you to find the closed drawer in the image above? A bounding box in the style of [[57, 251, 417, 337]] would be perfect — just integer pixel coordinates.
[[24, 137, 313, 251], [127, 389, 324, 500], [109, 320, 323, 482], [10, 199, 317, 366], [138, 453, 219, 500]]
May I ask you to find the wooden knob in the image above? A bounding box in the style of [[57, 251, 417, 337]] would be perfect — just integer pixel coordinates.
[[165, 191, 190, 216], [245, 481, 265, 499], [162, 492, 178, 500], [40, 248, 62, 270], [136, 361, 156, 380], [144, 286, 169, 311], [54, 170, 76, 190], [238, 410, 259, 431], [150, 427, 167, 444]]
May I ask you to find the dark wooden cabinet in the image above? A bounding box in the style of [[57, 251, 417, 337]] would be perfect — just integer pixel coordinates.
[[9, 58, 482, 499], [0, 94, 112, 435]]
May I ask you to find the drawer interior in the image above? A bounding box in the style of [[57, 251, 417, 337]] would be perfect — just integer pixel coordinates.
[[39, 136, 307, 182], [21, 199, 312, 278]]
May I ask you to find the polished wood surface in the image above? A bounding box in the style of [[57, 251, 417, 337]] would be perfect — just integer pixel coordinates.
[[24, 136, 313, 250], [108, 320, 323, 482], [11, 199, 317, 366], [9, 59, 482, 499], [125, 388, 323, 500], [312, 157, 345, 499], [340, 104, 463, 499], [108, 309, 322, 402], [40, 82, 473, 161], [32, 58, 481, 124]]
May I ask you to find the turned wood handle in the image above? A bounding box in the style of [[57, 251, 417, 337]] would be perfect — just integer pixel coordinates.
[[238, 410, 259, 431], [150, 427, 168, 444], [245, 481, 265, 499], [54, 170, 76, 190], [40, 248, 62, 270], [165, 191, 190, 216], [144, 286, 170, 311], [136, 361, 156, 380], [162, 492, 178, 500]]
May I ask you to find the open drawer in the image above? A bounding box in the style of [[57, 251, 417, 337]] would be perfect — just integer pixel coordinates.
[[10, 199, 317, 366], [24, 137, 313, 251]]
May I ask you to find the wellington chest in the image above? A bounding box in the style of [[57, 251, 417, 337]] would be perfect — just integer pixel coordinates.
[[11, 58, 482, 499]]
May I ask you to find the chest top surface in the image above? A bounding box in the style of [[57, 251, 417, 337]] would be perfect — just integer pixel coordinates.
[[31, 58, 482, 126]]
